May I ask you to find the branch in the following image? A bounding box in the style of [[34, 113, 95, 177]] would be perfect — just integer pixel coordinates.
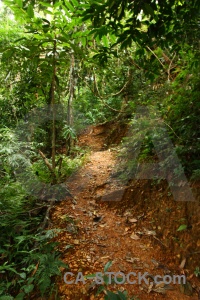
[[167, 52, 176, 81], [38, 150, 53, 172], [93, 71, 122, 112], [34, 202, 55, 249], [78, 74, 123, 113], [128, 57, 142, 70], [162, 120, 182, 140], [146, 46, 166, 70], [156, 119, 182, 140], [39, 202, 54, 231], [146, 47, 176, 81], [110, 80, 131, 97], [38, 150, 57, 183]]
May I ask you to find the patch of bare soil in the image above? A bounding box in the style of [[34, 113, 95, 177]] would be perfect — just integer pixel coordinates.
[[50, 121, 199, 300]]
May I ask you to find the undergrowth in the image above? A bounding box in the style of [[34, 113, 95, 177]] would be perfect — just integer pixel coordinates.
[[0, 128, 88, 299], [0, 184, 68, 299]]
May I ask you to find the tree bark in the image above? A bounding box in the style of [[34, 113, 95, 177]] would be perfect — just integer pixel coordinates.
[[67, 52, 76, 154], [51, 39, 56, 172]]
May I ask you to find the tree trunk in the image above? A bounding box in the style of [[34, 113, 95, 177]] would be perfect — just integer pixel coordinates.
[[49, 39, 57, 183], [67, 52, 76, 154]]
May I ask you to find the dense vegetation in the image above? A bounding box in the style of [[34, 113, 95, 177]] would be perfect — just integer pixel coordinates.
[[0, 0, 199, 299]]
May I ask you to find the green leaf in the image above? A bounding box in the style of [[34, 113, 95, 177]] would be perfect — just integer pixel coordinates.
[[109, 1, 115, 9], [27, 5, 34, 18], [81, 37, 86, 46], [95, 285, 105, 296], [19, 272, 26, 279], [117, 290, 127, 300], [44, 9, 53, 15], [102, 35, 109, 47], [62, 5, 71, 18], [1, 49, 13, 61], [54, 1, 61, 8], [84, 273, 96, 279], [177, 224, 187, 231], [71, 0, 79, 7], [15, 0, 23, 8], [33, 34, 46, 40], [14, 37, 27, 43], [117, 6, 122, 18], [144, 3, 154, 17], [15, 293, 25, 300], [42, 24, 50, 33], [110, 34, 116, 43], [60, 42, 70, 47], [39, 2, 52, 7], [104, 261, 112, 272], [115, 277, 124, 283], [105, 290, 120, 300], [23, 284, 34, 294], [120, 36, 132, 49], [64, 1, 75, 12]]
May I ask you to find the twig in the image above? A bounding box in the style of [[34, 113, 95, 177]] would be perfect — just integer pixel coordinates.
[[93, 71, 122, 112], [153, 236, 167, 247], [28, 205, 48, 217], [155, 118, 182, 140], [38, 150, 53, 172], [58, 157, 63, 176], [162, 120, 182, 140], [93, 69, 131, 99], [146, 46, 166, 70], [38, 149, 57, 182], [39, 202, 54, 231], [129, 57, 142, 70], [78, 67, 132, 113], [167, 52, 176, 81], [33, 201, 55, 249]]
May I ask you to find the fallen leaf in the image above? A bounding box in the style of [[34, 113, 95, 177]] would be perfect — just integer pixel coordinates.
[[153, 286, 167, 294], [124, 211, 132, 217], [130, 232, 140, 240], [126, 257, 140, 263], [99, 223, 107, 227], [155, 282, 165, 289], [73, 240, 80, 245], [100, 256, 110, 260], [147, 281, 154, 293], [179, 258, 186, 269], [144, 228, 156, 236], [129, 218, 137, 223]]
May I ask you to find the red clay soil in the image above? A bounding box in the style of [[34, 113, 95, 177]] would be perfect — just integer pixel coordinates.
[[49, 123, 199, 300]]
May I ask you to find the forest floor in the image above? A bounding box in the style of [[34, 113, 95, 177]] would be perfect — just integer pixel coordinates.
[[49, 122, 199, 300]]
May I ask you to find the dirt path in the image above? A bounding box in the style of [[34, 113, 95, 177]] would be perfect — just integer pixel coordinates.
[[51, 125, 198, 300]]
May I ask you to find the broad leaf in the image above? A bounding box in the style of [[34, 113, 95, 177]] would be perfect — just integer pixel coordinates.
[[177, 224, 187, 231], [27, 5, 34, 18], [15, 0, 23, 8], [105, 291, 120, 300], [23, 284, 34, 294], [144, 3, 154, 17], [102, 35, 109, 47]]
